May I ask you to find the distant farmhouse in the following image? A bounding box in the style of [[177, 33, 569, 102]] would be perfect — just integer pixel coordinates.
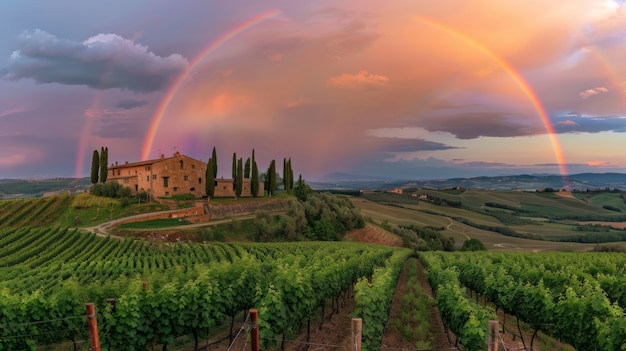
[[107, 152, 263, 199]]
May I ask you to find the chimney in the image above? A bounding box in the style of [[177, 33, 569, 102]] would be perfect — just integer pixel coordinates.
[[115, 161, 118, 166], [160, 154, 165, 159], [175, 151, 180, 156]]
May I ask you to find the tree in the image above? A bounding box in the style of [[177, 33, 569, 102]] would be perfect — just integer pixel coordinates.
[[232, 152, 237, 179], [99, 146, 108, 183], [206, 158, 215, 198], [288, 158, 294, 192], [211, 147, 217, 178], [244, 157, 251, 178], [90, 149, 100, 184], [268, 159, 277, 196], [251, 149, 259, 197], [284, 158, 293, 193], [283, 158, 287, 190], [461, 238, 487, 251], [293, 174, 312, 201], [236, 158, 243, 198]]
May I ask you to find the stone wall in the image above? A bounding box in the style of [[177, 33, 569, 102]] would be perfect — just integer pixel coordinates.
[[207, 198, 290, 219]]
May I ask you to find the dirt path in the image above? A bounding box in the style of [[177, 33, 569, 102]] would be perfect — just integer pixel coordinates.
[[446, 217, 470, 240]]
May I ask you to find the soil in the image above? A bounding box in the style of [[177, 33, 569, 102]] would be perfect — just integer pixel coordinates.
[[190, 225, 456, 351]]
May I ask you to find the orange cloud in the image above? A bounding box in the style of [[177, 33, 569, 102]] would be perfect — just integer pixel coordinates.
[[328, 70, 389, 90], [585, 160, 618, 167]]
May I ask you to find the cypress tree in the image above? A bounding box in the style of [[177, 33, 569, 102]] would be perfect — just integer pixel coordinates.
[[244, 157, 251, 178], [100, 147, 108, 183], [269, 159, 277, 196], [211, 147, 217, 178], [232, 152, 237, 179], [287, 158, 294, 192], [206, 158, 215, 198], [283, 158, 287, 189], [90, 149, 99, 184], [251, 149, 259, 197], [236, 158, 243, 198], [264, 169, 269, 196]]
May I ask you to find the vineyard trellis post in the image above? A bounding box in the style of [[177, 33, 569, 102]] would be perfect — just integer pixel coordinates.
[[86, 303, 101, 351], [488, 320, 498, 351], [351, 318, 362, 351], [250, 308, 260, 351]]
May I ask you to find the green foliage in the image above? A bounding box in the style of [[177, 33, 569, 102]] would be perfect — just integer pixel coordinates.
[[205, 158, 215, 198], [353, 250, 412, 351], [236, 158, 243, 197], [460, 238, 486, 251], [395, 224, 455, 251], [293, 174, 312, 201], [251, 149, 259, 197], [231, 152, 237, 179], [100, 146, 108, 183], [0, 229, 400, 350], [211, 146, 217, 178], [90, 182, 133, 199], [254, 192, 364, 242], [421, 251, 626, 351], [244, 157, 250, 179], [91, 149, 99, 184], [362, 191, 418, 204]]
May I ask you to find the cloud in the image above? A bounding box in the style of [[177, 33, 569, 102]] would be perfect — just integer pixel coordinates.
[[84, 108, 144, 138], [115, 99, 148, 110], [0, 107, 28, 118], [552, 115, 626, 133], [328, 70, 389, 90], [419, 112, 541, 139], [579, 86, 608, 99], [2, 29, 188, 93], [366, 137, 460, 152]]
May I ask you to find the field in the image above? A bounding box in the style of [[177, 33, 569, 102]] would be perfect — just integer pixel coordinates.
[[2, 189, 626, 350]]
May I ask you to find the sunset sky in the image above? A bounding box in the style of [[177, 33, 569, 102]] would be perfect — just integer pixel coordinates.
[[2, 1, 626, 181]]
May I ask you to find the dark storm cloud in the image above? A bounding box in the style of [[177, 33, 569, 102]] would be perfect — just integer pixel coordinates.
[[115, 99, 148, 110], [419, 112, 540, 139], [2, 30, 188, 93], [552, 114, 626, 134], [368, 137, 460, 152]]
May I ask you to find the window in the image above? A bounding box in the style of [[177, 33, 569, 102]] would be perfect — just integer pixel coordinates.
[[198, 178, 202, 184], [117, 170, 120, 176], [191, 164, 195, 169], [179, 160, 184, 170], [135, 170, 137, 175], [145, 166, 151, 171], [124, 179, 129, 184], [163, 177, 169, 188], [146, 176, 149, 182], [152, 174, 157, 180], [173, 187, 178, 192], [184, 175, 188, 181]]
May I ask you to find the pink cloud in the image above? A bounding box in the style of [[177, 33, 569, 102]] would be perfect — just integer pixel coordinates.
[[579, 86, 608, 99], [555, 120, 579, 126], [328, 70, 389, 90]]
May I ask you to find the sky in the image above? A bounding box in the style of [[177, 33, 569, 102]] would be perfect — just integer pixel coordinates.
[[1, 1, 626, 182]]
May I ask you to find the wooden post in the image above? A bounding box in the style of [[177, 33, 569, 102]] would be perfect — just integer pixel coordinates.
[[351, 318, 362, 351], [86, 303, 101, 351], [488, 320, 499, 351], [250, 308, 260, 351]]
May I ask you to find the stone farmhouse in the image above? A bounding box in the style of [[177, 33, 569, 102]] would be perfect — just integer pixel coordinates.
[[107, 152, 264, 199], [107, 152, 207, 198]]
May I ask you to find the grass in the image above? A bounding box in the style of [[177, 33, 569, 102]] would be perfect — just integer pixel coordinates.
[[118, 218, 192, 229]]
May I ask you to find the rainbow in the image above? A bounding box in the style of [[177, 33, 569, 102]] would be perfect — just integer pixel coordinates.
[[141, 9, 281, 161], [414, 16, 569, 183]]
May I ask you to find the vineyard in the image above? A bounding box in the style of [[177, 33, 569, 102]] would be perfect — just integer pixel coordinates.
[[0, 225, 412, 350], [421, 251, 626, 350]]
